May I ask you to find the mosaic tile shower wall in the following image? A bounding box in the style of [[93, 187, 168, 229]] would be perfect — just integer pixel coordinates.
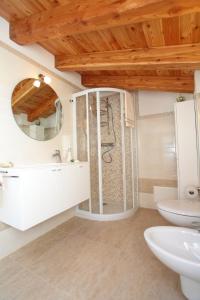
[[101, 94, 124, 213], [88, 93, 100, 213], [76, 95, 89, 211], [76, 92, 135, 214]]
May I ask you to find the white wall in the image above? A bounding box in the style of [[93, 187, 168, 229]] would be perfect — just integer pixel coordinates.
[[138, 90, 193, 116], [0, 22, 83, 258], [137, 90, 193, 209], [138, 113, 177, 180], [0, 45, 78, 164]]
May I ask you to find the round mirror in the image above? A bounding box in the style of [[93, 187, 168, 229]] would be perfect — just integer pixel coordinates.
[[11, 78, 63, 141]]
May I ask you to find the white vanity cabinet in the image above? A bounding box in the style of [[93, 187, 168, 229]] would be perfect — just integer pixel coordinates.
[[0, 162, 90, 230]]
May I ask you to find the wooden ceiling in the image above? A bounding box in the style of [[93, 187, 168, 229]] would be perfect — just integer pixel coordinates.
[[1, 0, 200, 92]]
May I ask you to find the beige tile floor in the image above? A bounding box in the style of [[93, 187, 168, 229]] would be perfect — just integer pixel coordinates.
[[0, 208, 186, 300]]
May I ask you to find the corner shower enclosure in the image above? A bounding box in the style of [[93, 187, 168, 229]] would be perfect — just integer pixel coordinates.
[[72, 88, 138, 220]]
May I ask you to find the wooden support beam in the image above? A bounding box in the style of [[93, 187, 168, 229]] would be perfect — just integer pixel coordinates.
[[10, 0, 200, 45], [28, 96, 57, 122], [56, 43, 200, 71], [82, 75, 194, 93]]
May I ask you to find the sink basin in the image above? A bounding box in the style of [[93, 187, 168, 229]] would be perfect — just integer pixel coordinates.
[[144, 226, 200, 300]]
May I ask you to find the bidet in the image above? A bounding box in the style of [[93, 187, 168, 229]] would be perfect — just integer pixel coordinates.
[[144, 226, 200, 300]]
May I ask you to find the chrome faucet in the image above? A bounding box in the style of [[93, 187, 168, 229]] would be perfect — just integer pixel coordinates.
[[52, 149, 62, 163]]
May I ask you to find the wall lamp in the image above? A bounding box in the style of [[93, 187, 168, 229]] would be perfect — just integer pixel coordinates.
[[33, 74, 51, 88]]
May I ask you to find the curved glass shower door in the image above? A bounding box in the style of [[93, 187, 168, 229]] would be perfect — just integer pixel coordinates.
[[72, 88, 138, 220]]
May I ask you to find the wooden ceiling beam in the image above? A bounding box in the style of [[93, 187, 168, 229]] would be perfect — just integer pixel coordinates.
[[56, 43, 200, 71], [10, 0, 200, 45], [82, 75, 194, 93]]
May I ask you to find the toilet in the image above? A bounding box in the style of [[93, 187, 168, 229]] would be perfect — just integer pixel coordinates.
[[157, 199, 200, 227]]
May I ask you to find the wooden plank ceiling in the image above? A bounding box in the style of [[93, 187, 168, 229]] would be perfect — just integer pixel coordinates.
[[1, 0, 200, 92]]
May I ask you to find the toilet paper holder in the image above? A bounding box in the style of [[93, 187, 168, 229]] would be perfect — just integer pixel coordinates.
[[185, 186, 200, 199]]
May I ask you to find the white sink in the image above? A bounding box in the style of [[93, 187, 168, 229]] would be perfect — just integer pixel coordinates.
[[144, 226, 200, 300]]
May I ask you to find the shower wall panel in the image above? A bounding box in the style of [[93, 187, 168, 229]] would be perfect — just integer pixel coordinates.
[[101, 94, 123, 213], [76, 95, 87, 162], [88, 93, 100, 213], [76, 95, 89, 211], [124, 126, 134, 209]]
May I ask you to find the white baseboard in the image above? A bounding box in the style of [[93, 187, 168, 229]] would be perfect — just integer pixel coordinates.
[[0, 207, 75, 260], [139, 193, 157, 209]]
